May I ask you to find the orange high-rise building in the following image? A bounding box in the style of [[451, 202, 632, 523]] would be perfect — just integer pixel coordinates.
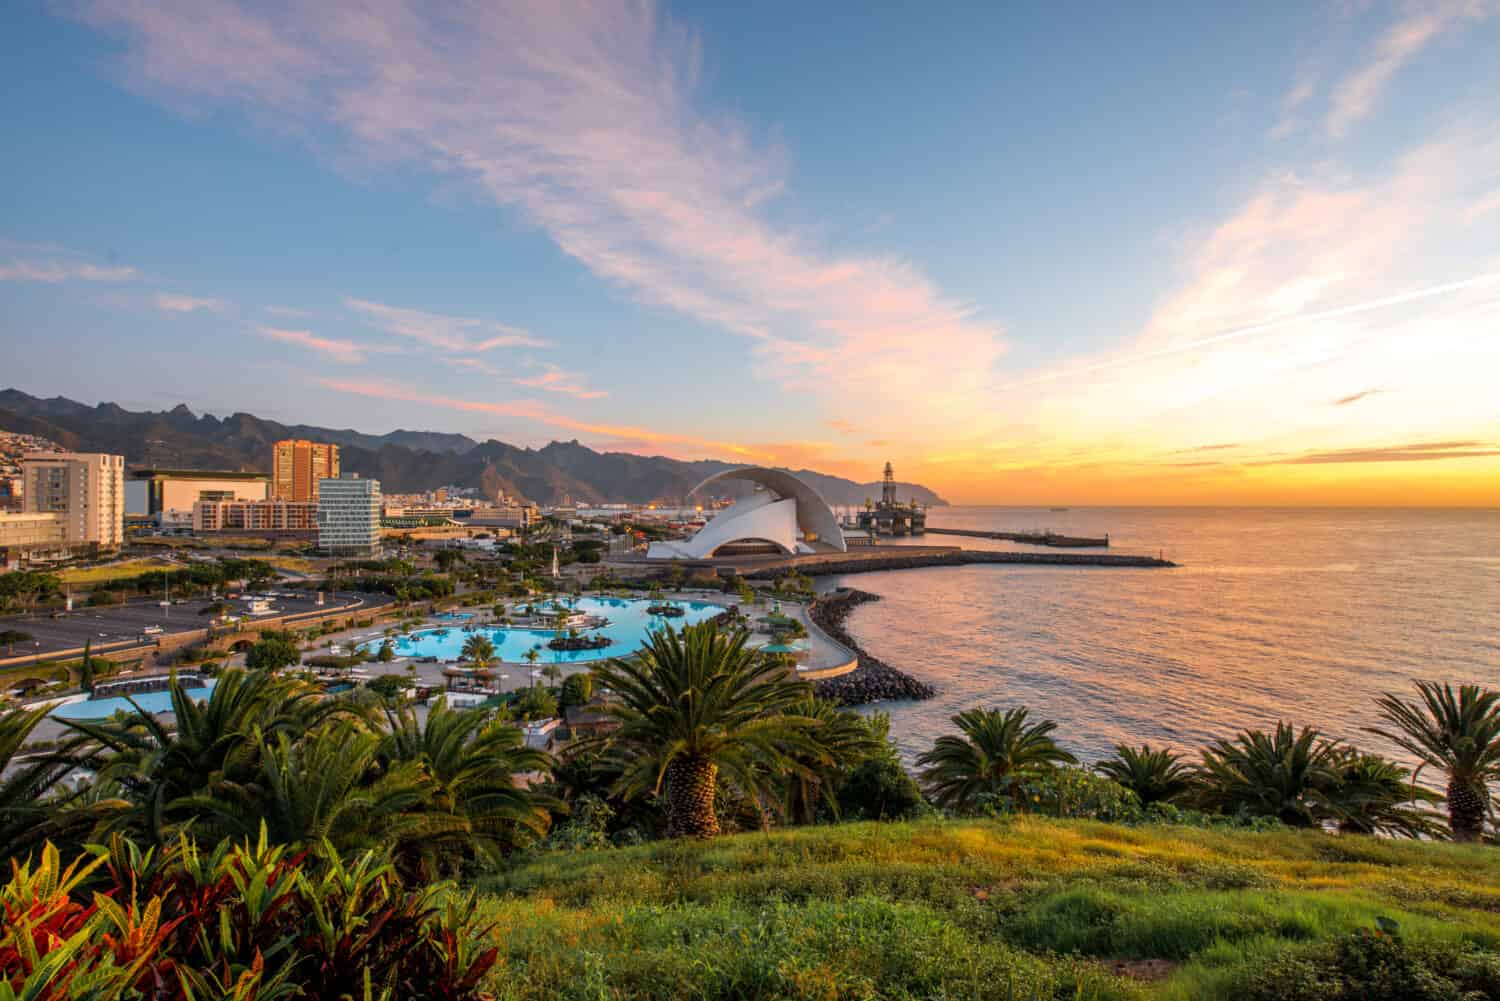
[[272, 440, 340, 501]]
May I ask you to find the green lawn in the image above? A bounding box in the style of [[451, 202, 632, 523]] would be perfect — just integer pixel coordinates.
[[478, 817, 1500, 1000], [56, 557, 176, 584], [243, 553, 323, 575]]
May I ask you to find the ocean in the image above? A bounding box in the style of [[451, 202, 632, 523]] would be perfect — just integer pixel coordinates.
[[826, 506, 1500, 765]]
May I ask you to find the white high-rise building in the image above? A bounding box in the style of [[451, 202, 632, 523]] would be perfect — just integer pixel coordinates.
[[317, 473, 381, 556], [21, 452, 125, 550]]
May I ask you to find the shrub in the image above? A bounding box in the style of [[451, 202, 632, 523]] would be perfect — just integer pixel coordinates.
[[1019, 767, 1143, 822], [244, 631, 300, 672], [511, 685, 558, 722], [1232, 921, 1500, 1000], [836, 756, 930, 821], [304, 653, 361, 669], [560, 672, 594, 709], [367, 674, 413, 700]]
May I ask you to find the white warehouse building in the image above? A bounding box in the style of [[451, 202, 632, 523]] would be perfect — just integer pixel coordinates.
[[647, 467, 846, 560]]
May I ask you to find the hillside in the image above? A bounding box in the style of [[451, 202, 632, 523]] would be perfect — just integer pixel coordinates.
[[477, 817, 1500, 1000], [0, 389, 948, 507]]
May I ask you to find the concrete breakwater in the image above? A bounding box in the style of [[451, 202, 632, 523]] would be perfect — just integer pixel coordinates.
[[925, 527, 1110, 548], [807, 588, 937, 705], [746, 549, 1174, 579]]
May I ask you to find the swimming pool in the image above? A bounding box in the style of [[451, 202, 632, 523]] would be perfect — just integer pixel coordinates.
[[365, 597, 724, 664], [50, 679, 219, 720]]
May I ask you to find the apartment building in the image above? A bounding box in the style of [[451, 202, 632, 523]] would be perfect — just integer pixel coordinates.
[[193, 498, 319, 539], [272, 439, 340, 501], [22, 452, 125, 549], [317, 473, 381, 556]]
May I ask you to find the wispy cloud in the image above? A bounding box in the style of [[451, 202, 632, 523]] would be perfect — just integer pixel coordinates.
[[444, 356, 503, 377], [346, 297, 548, 352], [0, 241, 137, 283], [1169, 443, 1241, 454], [72, 0, 1005, 422], [1325, 4, 1486, 137], [1255, 441, 1500, 465], [258, 326, 376, 364], [1269, 69, 1319, 139], [155, 292, 226, 313], [1467, 190, 1500, 223], [1027, 272, 1500, 386], [514, 363, 607, 399], [316, 377, 761, 459], [1333, 388, 1381, 406]]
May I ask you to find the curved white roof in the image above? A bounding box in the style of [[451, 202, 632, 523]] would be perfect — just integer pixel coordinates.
[[647, 466, 847, 559]]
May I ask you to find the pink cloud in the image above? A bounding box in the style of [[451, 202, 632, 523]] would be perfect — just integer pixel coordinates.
[[514, 363, 607, 399], [72, 0, 1005, 421], [444, 356, 503, 377], [317, 376, 821, 463], [258, 326, 373, 364], [1325, 5, 1489, 137], [0, 254, 136, 283], [155, 292, 226, 313], [345, 297, 549, 352]]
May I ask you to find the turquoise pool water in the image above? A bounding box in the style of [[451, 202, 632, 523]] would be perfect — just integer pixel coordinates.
[[366, 597, 723, 664], [50, 680, 219, 720]]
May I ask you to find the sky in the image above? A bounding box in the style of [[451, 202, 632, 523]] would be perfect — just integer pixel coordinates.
[[2, 1, 1499, 506]]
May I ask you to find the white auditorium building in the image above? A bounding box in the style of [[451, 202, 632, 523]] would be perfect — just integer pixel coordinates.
[[647, 467, 846, 560]]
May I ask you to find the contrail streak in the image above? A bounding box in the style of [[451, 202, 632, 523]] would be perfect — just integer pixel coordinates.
[[1020, 272, 1500, 386]]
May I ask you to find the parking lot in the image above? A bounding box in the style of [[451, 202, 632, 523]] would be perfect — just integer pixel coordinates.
[[0, 591, 392, 661]]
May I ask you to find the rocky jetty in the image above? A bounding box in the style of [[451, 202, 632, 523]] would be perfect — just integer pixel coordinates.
[[547, 634, 610, 651], [809, 588, 936, 706]]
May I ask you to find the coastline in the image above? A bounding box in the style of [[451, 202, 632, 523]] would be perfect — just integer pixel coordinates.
[[807, 588, 936, 705]]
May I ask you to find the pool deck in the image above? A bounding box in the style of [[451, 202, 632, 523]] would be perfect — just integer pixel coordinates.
[[316, 591, 856, 687], [16, 590, 856, 746]]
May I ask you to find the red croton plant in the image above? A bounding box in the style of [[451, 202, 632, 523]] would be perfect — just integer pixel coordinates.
[[1, 828, 498, 1001]]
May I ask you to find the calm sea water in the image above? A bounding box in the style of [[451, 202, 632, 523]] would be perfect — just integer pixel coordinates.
[[828, 507, 1500, 765]]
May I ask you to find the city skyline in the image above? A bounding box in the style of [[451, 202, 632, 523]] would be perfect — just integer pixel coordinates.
[[3, 2, 1500, 505]]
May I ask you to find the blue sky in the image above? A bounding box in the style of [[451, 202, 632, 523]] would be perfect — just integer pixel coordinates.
[[3, 1, 1499, 503]]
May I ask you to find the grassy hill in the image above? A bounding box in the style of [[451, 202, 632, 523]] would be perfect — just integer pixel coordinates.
[[475, 817, 1500, 1000]]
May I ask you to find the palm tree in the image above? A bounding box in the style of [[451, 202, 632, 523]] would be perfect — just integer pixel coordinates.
[[461, 633, 496, 669], [1194, 723, 1342, 827], [0, 628, 32, 655], [77, 638, 96, 693], [64, 669, 353, 843], [1094, 744, 1194, 806], [1325, 749, 1442, 839], [379, 698, 556, 865], [182, 722, 444, 854], [1369, 681, 1500, 841], [916, 707, 1076, 812], [591, 621, 819, 838], [1, 706, 124, 863], [781, 698, 882, 825]]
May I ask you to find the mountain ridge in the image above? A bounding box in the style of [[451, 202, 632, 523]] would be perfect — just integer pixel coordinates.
[[0, 389, 947, 508]]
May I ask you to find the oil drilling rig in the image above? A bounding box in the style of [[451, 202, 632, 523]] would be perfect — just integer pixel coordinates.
[[855, 462, 927, 536]]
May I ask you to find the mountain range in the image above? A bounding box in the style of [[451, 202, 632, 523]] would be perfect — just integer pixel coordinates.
[[0, 389, 947, 508]]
